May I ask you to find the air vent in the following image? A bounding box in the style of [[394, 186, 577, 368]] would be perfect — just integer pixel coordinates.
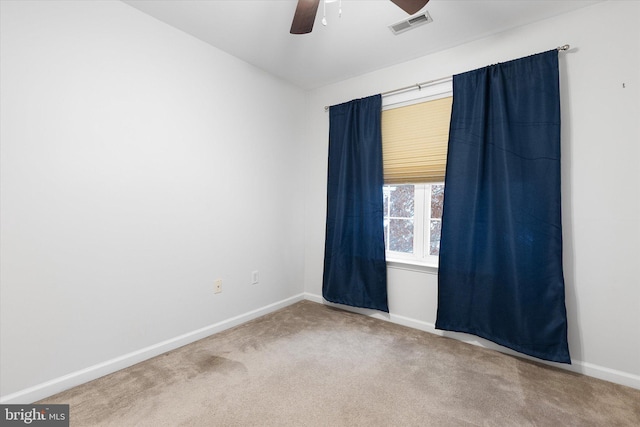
[[389, 11, 433, 35]]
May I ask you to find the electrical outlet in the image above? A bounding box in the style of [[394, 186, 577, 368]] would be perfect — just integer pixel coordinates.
[[251, 271, 259, 285], [214, 279, 222, 294]]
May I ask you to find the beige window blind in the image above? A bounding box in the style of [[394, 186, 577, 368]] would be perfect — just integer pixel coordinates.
[[381, 96, 453, 184]]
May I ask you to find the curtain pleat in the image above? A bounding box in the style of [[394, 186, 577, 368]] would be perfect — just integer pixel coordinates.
[[436, 50, 571, 363], [323, 94, 388, 312]]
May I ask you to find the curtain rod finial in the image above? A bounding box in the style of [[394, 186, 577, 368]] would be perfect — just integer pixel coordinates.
[[557, 44, 570, 51]]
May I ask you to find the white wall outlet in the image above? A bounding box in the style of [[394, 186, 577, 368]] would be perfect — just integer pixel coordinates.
[[214, 279, 222, 294], [251, 271, 259, 285]]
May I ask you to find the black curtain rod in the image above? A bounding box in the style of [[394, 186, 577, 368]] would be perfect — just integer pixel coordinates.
[[324, 44, 571, 111]]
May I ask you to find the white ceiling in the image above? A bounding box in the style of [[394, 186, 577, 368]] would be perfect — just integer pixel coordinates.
[[122, 0, 602, 90]]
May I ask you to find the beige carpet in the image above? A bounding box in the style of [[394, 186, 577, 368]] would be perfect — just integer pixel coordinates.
[[40, 300, 640, 426]]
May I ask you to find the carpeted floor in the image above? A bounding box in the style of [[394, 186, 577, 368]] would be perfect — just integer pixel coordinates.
[[40, 300, 640, 426]]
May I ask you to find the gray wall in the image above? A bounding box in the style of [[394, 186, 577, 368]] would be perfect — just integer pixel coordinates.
[[0, 0, 306, 399]]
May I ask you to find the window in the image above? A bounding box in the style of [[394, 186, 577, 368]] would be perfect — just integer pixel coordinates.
[[383, 183, 444, 265], [380, 83, 452, 266]]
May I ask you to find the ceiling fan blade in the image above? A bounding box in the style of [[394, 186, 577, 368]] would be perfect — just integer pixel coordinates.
[[290, 0, 321, 34], [390, 0, 430, 15]]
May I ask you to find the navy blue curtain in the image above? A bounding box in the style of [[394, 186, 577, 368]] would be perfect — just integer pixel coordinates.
[[436, 50, 570, 363], [323, 94, 388, 312]]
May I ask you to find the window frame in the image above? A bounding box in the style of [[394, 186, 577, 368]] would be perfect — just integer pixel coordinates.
[[381, 79, 453, 269], [383, 183, 443, 268]]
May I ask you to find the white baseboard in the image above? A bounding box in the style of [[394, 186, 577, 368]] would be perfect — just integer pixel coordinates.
[[304, 292, 640, 390], [4, 291, 636, 404], [0, 293, 305, 404]]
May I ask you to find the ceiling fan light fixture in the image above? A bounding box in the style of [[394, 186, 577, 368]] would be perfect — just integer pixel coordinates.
[[322, 0, 341, 27], [291, 0, 426, 35], [389, 10, 433, 35]]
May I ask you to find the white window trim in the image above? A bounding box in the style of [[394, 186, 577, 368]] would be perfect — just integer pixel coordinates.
[[386, 258, 439, 274], [384, 183, 442, 268]]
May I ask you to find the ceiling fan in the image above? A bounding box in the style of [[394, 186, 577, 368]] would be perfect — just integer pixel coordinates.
[[290, 0, 430, 34]]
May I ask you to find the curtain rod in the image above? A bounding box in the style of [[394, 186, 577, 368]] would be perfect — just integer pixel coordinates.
[[324, 44, 571, 111]]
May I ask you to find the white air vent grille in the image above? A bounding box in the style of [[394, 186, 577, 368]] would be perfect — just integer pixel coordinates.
[[389, 11, 433, 35]]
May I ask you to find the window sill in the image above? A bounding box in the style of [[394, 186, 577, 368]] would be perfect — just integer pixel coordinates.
[[386, 258, 439, 274]]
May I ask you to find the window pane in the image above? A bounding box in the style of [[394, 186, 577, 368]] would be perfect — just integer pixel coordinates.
[[390, 185, 414, 218], [383, 187, 390, 216], [429, 219, 441, 256], [431, 184, 444, 218], [389, 219, 413, 253]]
